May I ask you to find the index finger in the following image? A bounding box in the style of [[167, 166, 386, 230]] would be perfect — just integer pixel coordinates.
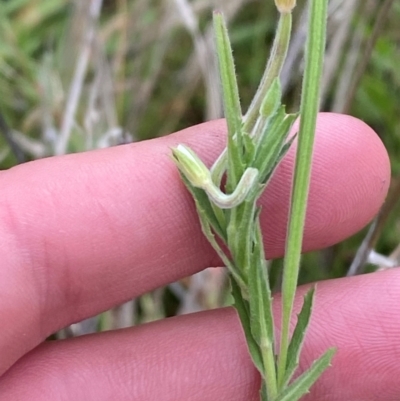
[[0, 113, 390, 374]]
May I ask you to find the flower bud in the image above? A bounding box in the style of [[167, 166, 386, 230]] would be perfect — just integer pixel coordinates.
[[274, 0, 296, 13], [172, 144, 212, 188]]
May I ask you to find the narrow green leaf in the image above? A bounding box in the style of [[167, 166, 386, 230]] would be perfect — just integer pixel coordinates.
[[247, 214, 278, 399], [179, 173, 246, 284], [210, 129, 255, 189], [231, 278, 264, 375], [213, 11, 242, 140], [275, 349, 335, 401], [213, 11, 243, 187], [260, 382, 268, 401], [196, 202, 246, 288], [210, 148, 228, 187], [259, 78, 282, 118], [258, 132, 297, 191], [226, 138, 246, 192], [246, 133, 297, 211], [180, 174, 227, 242], [179, 174, 244, 284], [255, 105, 286, 145], [227, 190, 258, 271], [254, 110, 297, 184], [227, 113, 296, 272], [248, 218, 274, 347], [276, 132, 297, 163], [227, 202, 252, 268], [242, 131, 256, 165], [282, 288, 315, 387], [244, 12, 292, 134]]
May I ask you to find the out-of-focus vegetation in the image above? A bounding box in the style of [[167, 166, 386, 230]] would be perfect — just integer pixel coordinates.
[[1, 0, 400, 331]]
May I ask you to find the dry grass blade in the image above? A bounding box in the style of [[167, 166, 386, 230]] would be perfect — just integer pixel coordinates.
[[173, 0, 221, 120], [0, 111, 26, 163], [348, 178, 400, 276], [342, 0, 395, 114], [319, 0, 359, 105], [55, 0, 103, 155]]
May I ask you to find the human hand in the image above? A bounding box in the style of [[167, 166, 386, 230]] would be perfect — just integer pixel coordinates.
[[0, 113, 396, 400]]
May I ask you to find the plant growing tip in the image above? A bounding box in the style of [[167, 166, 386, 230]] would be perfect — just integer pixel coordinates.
[[274, 0, 296, 14]]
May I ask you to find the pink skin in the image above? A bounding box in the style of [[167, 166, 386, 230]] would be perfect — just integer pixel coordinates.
[[0, 113, 396, 400]]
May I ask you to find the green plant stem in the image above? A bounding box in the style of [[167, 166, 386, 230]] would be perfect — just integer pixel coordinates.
[[277, 0, 328, 388], [243, 11, 292, 135]]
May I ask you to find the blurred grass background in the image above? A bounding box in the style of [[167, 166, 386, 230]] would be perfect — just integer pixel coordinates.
[[1, 0, 400, 334]]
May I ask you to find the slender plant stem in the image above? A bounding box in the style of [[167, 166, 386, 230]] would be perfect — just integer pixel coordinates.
[[243, 11, 292, 135], [277, 0, 329, 388]]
